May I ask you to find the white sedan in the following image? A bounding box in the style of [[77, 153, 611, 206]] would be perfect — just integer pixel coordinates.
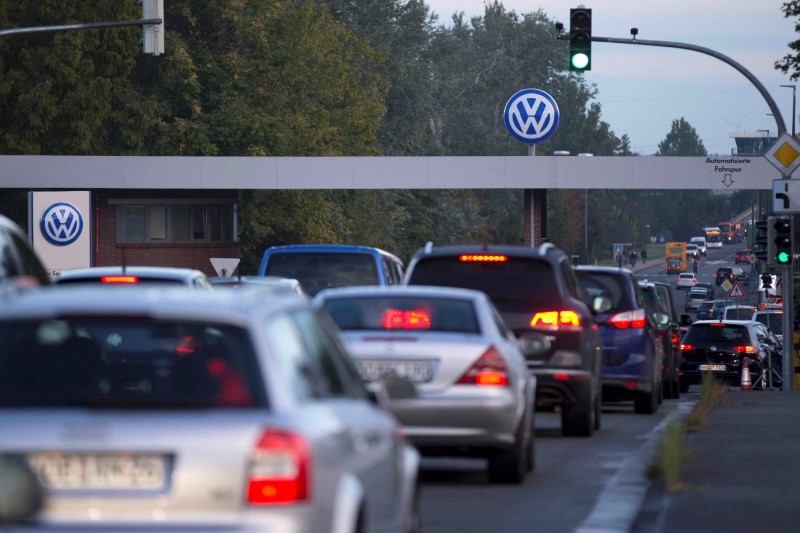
[[676, 272, 697, 289], [314, 285, 537, 484]]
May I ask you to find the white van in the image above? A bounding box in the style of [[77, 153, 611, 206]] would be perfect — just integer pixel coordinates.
[[690, 236, 707, 256]]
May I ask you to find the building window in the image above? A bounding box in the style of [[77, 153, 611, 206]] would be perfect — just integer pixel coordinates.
[[118, 203, 235, 243]]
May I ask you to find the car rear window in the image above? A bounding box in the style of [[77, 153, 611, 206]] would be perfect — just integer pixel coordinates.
[[575, 272, 634, 313], [406, 256, 558, 312], [0, 318, 266, 409], [725, 308, 755, 320], [683, 324, 750, 345], [323, 296, 479, 333], [264, 252, 378, 296]]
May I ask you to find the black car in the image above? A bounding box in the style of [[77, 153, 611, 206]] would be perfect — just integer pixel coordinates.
[[0, 214, 51, 290], [679, 320, 766, 392], [715, 267, 748, 287], [404, 243, 606, 437], [650, 281, 683, 399]]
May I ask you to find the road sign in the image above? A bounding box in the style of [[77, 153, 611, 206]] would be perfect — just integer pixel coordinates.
[[503, 89, 559, 144], [210, 257, 240, 277], [721, 279, 733, 292], [728, 281, 747, 299], [749, 254, 756, 264], [772, 179, 800, 213], [765, 133, 800, 177]]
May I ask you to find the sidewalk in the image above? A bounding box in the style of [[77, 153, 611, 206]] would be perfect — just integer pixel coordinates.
[[634, 390, 800, 532]]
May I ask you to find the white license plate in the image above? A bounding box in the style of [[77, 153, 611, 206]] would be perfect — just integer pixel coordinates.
[[356, 360, 433, 383], [27, 453, 167, 490], [699, 364, 727, 372]]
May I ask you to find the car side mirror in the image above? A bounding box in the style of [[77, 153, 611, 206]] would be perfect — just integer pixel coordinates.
[[592, 295, 612, 314], [517, 333, 552, 357]]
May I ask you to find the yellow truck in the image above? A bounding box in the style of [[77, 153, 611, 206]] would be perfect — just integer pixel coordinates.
[[665, 242, 687, 274]]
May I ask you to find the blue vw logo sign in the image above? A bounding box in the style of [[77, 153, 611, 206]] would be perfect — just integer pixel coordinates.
[[503, 88, 559, 144], [40, 202, 84, 246]]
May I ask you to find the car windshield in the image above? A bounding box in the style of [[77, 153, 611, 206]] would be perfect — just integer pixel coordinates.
[[323, 296, 480, 333], [406, 257, 558, 312], [683, 324, 750, 345], [264, 252, 378, 296], [0, 318, 266, 409]]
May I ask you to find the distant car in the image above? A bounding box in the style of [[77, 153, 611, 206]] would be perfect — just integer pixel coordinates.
[[685, 244, 699, 259], [696, 299, 728, 320], [684, 288, 709, 312], [690, 237, 708, 256], [315, 285, 536, 484], [695, 282, 716, 300], [0, 286, 420, 531], [679, 320, 767, 392], [404, 243, 605, 437], [735, 250, 752, 264], [676, 272, 697, 290], [209, 275, 308, 297], [55, 266, 212, 289], [722, 305, 756, 321], [715, 266, 748, 287]]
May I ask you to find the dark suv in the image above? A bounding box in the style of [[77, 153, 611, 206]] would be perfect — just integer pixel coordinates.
[[715, 266, 748, 287], [0, 214, 50, 291], [404, 243, 605, 437], [573, 267, 664, 414], [649, 281, 683, 399]]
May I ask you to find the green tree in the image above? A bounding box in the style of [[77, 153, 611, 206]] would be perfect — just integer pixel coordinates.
[[776, 0, 800, 80], [655, 118, 707, 156]]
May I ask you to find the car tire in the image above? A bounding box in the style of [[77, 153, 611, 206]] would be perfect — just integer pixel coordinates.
[[487, 418, 528, 484], [562, 385, 595, 437], [634, 385, 659, 414]]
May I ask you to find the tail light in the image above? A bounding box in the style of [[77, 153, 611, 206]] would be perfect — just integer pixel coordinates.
[[101, 275, 138, 284], [671, 333, 680, 347], [246, 429, 310, 505], [680, 343, 694, 351], [530, 310, 582, 331], [456, 347, 508, 387], [607, 309, 646, 329], [734, 345, 756, 354]]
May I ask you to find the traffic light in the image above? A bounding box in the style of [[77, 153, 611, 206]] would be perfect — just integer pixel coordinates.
[[754, 218, 768, 262], [773, 216, 792, 265], [141, 0, 165, 55], [569, 8, 592, 71]]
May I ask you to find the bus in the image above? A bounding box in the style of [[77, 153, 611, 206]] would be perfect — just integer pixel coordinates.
[[704, 227, 723, 248], [665, 242, 687, 274]]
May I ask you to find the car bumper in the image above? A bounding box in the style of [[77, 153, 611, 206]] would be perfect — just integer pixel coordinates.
[[530, 368, 593, 410]]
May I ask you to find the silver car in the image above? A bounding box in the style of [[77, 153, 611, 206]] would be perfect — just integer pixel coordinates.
[[55, 266, 213, 289], [0, 285, 419, 532], [314, 285, 537, 484]]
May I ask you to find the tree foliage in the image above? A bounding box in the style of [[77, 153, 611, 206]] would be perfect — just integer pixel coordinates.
[[776, 0, 800, 80], [656, 118, 707, 156]]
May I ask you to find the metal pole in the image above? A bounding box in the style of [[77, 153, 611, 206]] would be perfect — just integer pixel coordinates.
[[782, 85, 797, 137], [0, 19, 163, 38]]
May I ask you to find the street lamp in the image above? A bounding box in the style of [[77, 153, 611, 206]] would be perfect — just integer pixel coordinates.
[[645, 225, 651, 263], [780, 84, 796, 137]]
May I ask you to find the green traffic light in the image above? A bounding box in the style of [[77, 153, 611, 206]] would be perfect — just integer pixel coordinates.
[[776, 251, 791, 264], [571, 52, 589, 70]]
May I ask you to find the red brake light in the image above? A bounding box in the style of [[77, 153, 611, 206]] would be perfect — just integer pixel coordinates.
[[101, 275, 138, 284], [734, 345, 756, 353], [175, 335, 201, 355], [456, 347, 508, 387], [458, 254, 507, 262], [680, 343, 693, 351], [530, 310, 582, 330], [246, 429, 310, 505], [382, 309, 431, 330], [607, 309, 646, 329]]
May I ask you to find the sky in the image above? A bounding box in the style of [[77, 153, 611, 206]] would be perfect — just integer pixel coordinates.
[[423, 0, 799, 155]]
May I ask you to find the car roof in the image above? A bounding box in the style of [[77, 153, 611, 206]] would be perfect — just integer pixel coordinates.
[[0, 284, 304, 323], [314, 284, 489, 302], [57, 266, 207, 282], [263, 244, 402, 261]]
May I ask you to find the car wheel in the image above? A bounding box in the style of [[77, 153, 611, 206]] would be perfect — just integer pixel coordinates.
[[634, 384, 659, 414], [487, 418, 527, 484], [562, 385, 594, 437]]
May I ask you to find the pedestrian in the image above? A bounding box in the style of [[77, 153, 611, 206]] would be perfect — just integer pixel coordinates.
[[641, 247, 647, 264], [616, 252, 623, 268], [692, 258, 698, 274]]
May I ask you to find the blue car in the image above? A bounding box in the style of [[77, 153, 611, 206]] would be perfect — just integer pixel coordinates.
[[257, 244, 405, 296], [575, 266, 666, 414], [696, 299, 727, 320]]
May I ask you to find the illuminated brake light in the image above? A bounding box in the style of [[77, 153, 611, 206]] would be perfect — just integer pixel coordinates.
[[458, 254, 507, 263], [101, 275, 138, 284], [246, 429, 309, 505], [734, 345, 756, 354], [606, 309, 646, 329], [680, 343, 693, 351], [382, 309, 431, 330], [530, 310, 581, 330], [175, 335, 202, 355], [456, 347, 508, 387]]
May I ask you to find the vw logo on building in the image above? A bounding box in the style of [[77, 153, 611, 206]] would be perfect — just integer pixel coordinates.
[[40, 202, 84, 246], [503, 88, 560, 144]]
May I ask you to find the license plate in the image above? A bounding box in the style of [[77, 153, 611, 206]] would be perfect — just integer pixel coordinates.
[[356, 360, 433, 383], [699, 364, 726, 372], [26, 453, 167, 490]]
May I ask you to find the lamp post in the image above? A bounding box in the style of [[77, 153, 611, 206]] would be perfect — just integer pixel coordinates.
[[780, 84, 796, 137], [646, 224, 651, 262], [757, 129, 770, 155]]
